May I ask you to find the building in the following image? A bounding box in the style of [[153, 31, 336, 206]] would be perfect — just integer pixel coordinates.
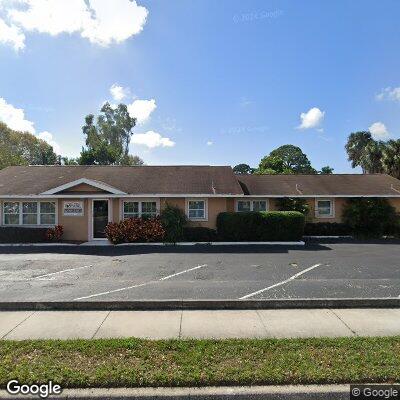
[[0, 165, 399, 241]]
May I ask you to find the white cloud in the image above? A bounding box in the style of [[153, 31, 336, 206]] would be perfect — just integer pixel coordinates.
[[128, 99, 156, 124], [376, 87, 400, 102], [1, 0, 148, 50], [80, 0, 148, 46], [131, 130, 175, 149], [297, 107, 325, 129], [0, 97, 62, 153], [110, 84, 129, 102], [369, 122, 390, 140], [37, 131, 61, 154], [0, 97, 35, 132], [0, 17, 25, 50], [206, 141, 213, 146]]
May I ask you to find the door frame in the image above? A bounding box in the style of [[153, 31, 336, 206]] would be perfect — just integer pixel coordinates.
[[90, 199, 113, 240]]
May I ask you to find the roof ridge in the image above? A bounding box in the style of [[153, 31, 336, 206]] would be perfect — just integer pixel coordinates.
[[21, 165, 231, 168]]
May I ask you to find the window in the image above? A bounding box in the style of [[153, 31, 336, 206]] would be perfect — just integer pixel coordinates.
[[3, 201, 56, 226], [237, 201, 251, 212], [40, 202, 56, 225], [123, 201, 158, 219], [316, 199, 333, 217], [22, 202, 37, 225], [3, 202, 19, 225], [141, 202, 157, 218], [124, 201, 139, 219], [237, 199, 268, 212], [253, 200, 267, 212], [188, 200, 206, 220]]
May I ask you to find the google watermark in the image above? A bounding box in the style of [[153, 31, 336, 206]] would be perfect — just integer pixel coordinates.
[[350, 384, 400, 399], [6, 380, 62, 398], [233, 9, 283, 23]]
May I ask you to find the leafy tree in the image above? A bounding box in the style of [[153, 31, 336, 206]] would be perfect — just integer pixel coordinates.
[[276, 198, 310, 216], [121, 154, 145, 166], [79, 103, 137, 165], [382, 139, 400, 179], [345, 131, 373, 173], [60, 157, 79, 165], [233, 163, 253, 174], [343, 198, 399, 237], [0, 122, 57, 169], [319, 166, 334, 174], [258, 145, 316, 174]]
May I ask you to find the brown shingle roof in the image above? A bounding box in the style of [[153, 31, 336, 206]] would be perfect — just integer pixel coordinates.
[[238, 174, 400, 196], [0, 165, 244, 196]]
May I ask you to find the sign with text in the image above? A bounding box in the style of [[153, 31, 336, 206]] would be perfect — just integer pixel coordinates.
[[63, 201, 84, 217]]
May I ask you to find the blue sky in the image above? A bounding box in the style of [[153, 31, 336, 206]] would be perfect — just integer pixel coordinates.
[[1, 0, 400, 172]]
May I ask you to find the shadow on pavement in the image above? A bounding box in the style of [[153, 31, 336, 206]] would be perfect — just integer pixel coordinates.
[[0, 243, 333, 256]]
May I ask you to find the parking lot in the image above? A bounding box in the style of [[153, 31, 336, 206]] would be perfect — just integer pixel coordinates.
[[0, 241, 399, 301]]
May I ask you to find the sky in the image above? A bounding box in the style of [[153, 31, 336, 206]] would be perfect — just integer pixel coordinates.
[[0, 0, 400, 172]]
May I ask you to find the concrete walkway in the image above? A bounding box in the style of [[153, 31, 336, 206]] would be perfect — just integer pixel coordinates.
[[1, 308, 400, 340]]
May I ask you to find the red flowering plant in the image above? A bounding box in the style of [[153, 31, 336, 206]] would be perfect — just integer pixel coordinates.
[[105, 217, 165, 245], [46, 225, 64, 242]]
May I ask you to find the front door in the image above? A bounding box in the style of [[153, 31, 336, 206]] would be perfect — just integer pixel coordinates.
[[92, 200, 109, 239]]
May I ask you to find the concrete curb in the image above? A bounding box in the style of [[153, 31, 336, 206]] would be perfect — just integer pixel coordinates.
[[0, 298, 399, 311], [0, 241, 305, 247], [0, 384, 351, 399]]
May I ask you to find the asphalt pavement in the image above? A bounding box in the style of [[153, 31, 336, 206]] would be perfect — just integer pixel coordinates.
[[0, 242, 399, 301]]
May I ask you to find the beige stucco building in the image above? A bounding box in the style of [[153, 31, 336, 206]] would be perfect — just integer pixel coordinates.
[[0, 165, 399, 242]]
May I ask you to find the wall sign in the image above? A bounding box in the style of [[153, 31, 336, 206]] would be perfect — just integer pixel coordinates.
[[63, 201, 84, 216]]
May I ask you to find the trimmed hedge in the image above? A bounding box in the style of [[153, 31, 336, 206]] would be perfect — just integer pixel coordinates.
[[304, 222, 352, 236], [105, 217, 165, 245], [217, 211, 305, 241], [183, 227, 218, 242], [0, 227, 49, 243]]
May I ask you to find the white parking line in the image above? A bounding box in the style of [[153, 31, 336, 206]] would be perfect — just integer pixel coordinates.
[[239, 263, 323, 299], [31, 265, 93, 280], [74, 264, 207, 300]]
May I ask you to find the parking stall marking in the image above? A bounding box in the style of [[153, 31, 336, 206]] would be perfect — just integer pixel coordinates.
[[239, 263, 323, 299], [74, 264, 208, 300], [30, 265, 93, 280]]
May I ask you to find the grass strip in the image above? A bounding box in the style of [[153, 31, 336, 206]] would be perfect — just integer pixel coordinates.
[[0, 336, 399, 388]]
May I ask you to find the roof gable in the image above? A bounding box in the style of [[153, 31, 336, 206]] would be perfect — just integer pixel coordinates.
[[41, 178, 127, 195]]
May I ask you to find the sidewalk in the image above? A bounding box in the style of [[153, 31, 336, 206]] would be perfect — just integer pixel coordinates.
[[1, 308, 400, 339]]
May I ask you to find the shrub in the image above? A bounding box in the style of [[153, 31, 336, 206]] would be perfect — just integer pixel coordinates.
[[183, 227, 218, 242], [342, 198, 400, 238], [46, 225, 64, 241], [105, 217, 165, 245], [0, 227, 49, 243], [217, 211, 305, 241], [160, 204, 187, 243], [276, 198, 310, 216], [304, 222, 352, 236]]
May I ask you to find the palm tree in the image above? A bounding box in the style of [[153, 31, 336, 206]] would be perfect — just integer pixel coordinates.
[[361, 141, 385, 174], [382, 139, 400, 179], [345, 131, 373, 173]]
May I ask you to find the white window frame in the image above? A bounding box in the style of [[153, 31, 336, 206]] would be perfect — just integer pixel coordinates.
[[121, 199, 160, 220], [22, 201, 38, 225], [186, 198, 208, 221], [235, 198, 269, 212], [315, 198, 335, 218], [1, 200, 58, 227]]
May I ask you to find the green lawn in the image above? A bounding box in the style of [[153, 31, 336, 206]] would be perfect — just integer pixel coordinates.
[[0, 337, 399, 388]]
